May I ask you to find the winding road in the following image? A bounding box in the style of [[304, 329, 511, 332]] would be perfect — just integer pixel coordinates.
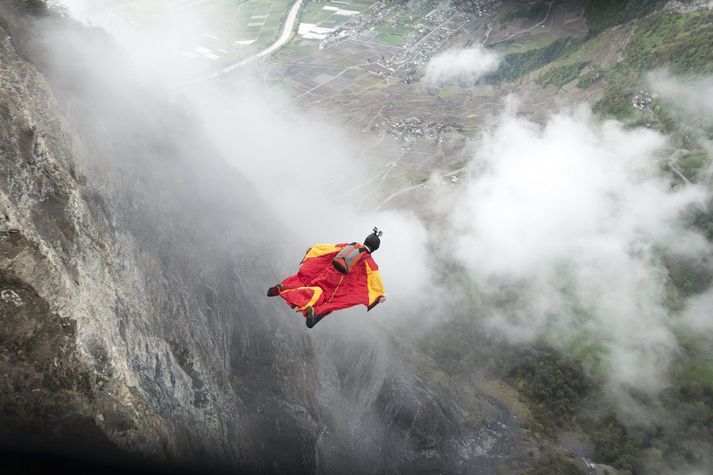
[[203, 0, 303, 80]]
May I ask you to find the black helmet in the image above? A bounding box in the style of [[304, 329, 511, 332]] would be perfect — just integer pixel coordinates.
[[364, 227, 383, 253]]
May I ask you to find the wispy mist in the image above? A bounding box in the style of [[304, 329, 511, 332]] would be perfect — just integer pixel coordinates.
[[649, 70, 713, 338], [192, 82, 436, 326], [650, 70, 713, 118], [442, 99, 711, 399], [53, 0, 436, 329], [59, 0, 252, 81]]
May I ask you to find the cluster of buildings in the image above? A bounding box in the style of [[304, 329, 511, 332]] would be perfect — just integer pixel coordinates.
[[321, 0, 496, 51], [319, 0, 501, 82], [384, 115, 460, 143], [374, 8, 468, 75], [632, 91, 654, 111], [450, 0, 501, 17]]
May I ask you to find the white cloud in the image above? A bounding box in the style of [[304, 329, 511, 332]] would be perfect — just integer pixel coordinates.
[[422, 46, 500, 86], [650, 70, 713, 122], [681, 289, 713, 332], [446, 104, 710, 395]]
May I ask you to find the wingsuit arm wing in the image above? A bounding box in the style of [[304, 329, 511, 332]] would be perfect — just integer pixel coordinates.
[[365, 261, 385, 311], [302, 244, 343, 262]]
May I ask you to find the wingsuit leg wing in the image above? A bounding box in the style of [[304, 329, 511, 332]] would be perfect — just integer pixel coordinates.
[[279, 286, 324, 315]]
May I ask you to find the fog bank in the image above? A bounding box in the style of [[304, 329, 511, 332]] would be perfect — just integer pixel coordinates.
[[443, 100, 711, 398]]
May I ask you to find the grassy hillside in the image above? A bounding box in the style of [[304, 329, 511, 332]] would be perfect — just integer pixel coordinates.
[[585, 0, 669, 32], [488, 3, 713, 123], [595, 9, 713, 120], [485, 37, 588, 85]]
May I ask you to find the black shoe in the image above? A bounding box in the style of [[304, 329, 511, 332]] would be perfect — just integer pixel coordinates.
[[267, 284, 283, 297], [306, 309, 326, 329], [305, 307, 317, 328]]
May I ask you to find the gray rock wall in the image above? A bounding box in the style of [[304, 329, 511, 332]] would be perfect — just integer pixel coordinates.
[[0, 10, 321, 472]]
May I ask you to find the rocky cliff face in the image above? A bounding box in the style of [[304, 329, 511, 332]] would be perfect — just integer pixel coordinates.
[[0, 8, 321, 472]]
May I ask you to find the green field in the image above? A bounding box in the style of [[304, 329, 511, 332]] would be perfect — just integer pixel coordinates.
[[595, 9, 713, 120], [297, 0, 377, 43], [536, 60, 590, 88]]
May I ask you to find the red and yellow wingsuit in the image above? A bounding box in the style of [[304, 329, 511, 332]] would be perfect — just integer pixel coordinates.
[[277, 243, 385, 318]]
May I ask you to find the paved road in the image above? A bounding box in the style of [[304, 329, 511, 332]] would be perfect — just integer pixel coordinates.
[[202, 0, 303, 80], [373, 165, 468, 212]]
